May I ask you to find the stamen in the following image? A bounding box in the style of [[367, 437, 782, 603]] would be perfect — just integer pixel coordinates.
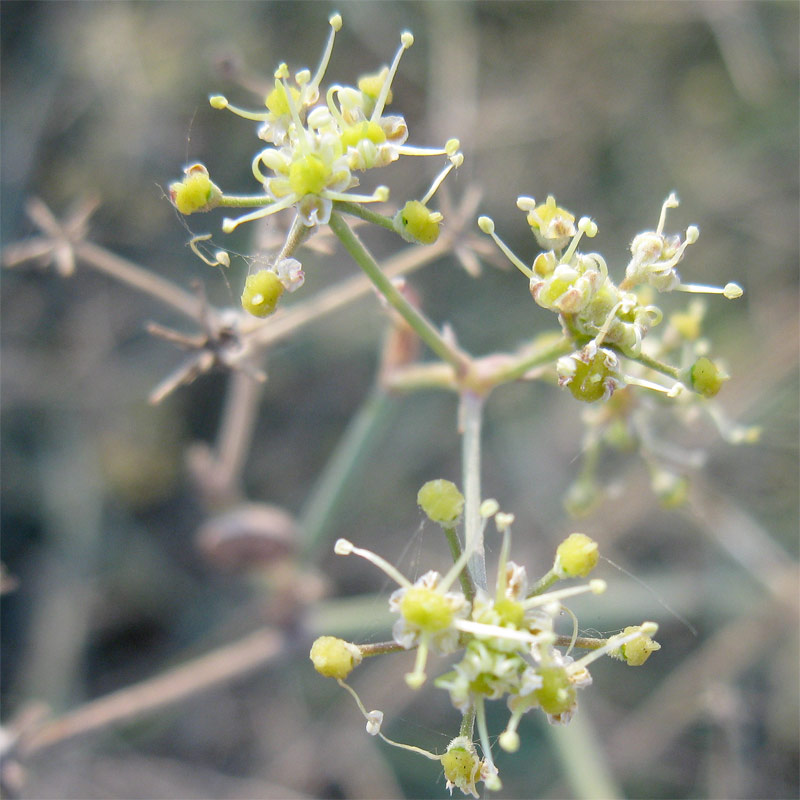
[[652, 226, 698, 276], [656, 193, 679, 235], [704, 403, 761, 444], [419, 153, 462, 207], [454, 619, 541, 645], [326, 186, 390, 204], [674, 281, 743, 299], [221, 196, 293, 232], [337, 678, 385, 735], [475, 697, 501, 791], [334, 538, 413, 588], [561, 217, 597, 264], [280, 73, 310, 150], [591, 300, 625, 349], [209, 95, 270, 121], [325, 85, 348, 129], [371, 31, 414, 123], [377, 732, 441, 760], [479, 498, 500, 518], [478, 216, 534, 279], [624, 375, 685, 397], [495, 523, 512, 603], [499, 714, 522, 753], [188, 234, 230, 268], [394, 144, 454, 157], [562, 606, 579, 655], [306, 14, 343, 102], [405, 635, 430, 688], [522, 579, 606, 610]]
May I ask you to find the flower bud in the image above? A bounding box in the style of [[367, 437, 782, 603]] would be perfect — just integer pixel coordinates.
[[687, 356, 728, 398], [555, 533, 599, 578], [417, 479, 464, 525], [616, 625, 661, 666], [393, 200, 442, 245], [557, 348, 622, 403], [241, 269, 285, 317], [169, 164, 222, 215], [309, 636, 362, 680]]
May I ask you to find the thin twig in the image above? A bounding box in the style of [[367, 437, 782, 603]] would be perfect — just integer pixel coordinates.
[[75, 240, 202, 320], [213, 370, 266, 500], [20, 627, 285, 756]]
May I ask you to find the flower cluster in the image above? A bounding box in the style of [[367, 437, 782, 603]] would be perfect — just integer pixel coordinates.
[[168, 15, 462, 318], [479, 193, 743, 403], [477, 194, 755, 512], [311, 481, 660, 795]]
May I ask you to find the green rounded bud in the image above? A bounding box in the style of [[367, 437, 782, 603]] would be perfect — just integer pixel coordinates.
[[534, 665, 576, 715], [417, 479, 464, 525], [169, 164, 221, 215], [309, 636, 362, 679], [557, 349, 621, 403], [394, 200, 442, 245], [555, 532, 599, 577], [689, 356, 727, 398], [241, 270, 285, 318], [618, 626, 661, 666]]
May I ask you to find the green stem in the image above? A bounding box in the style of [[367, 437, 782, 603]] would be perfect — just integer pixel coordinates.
[[443, 526, 476, 603], [459, 703, 476, 739], [218, 194, 275, 208], [278, 213, 312, 262], [334, 200, 397, 233], [546, 711, 622, 799], [553, 634, 607, 651], [491, 335, 574, 385], [460, 391, 487, 592], [528, 569, 559, 597], [617, 347, 681, 380], [358, 640, 408, 657], [327, 211, 470, 374], [299, 385, 395, 559]]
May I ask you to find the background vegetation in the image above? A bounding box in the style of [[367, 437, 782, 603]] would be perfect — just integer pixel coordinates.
[[2, 2, 798, 798]]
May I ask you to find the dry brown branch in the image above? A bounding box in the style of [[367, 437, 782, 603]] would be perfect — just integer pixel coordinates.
[[20, 627, 286, 756]]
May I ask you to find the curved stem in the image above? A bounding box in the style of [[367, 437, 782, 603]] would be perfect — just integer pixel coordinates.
[[334, 200, 397, 233], [328, 210, 471, 374], [616, 347, 681, 380], [299, 385, 395, 559], [74, 241, 201, 321], [443, 525, 476, 602]]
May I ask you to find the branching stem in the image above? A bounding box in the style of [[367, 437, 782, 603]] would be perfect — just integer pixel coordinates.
[[327, 211, 471, 375]]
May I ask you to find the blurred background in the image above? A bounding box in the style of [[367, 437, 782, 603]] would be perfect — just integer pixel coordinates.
[[1, 1, 798, 798]]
